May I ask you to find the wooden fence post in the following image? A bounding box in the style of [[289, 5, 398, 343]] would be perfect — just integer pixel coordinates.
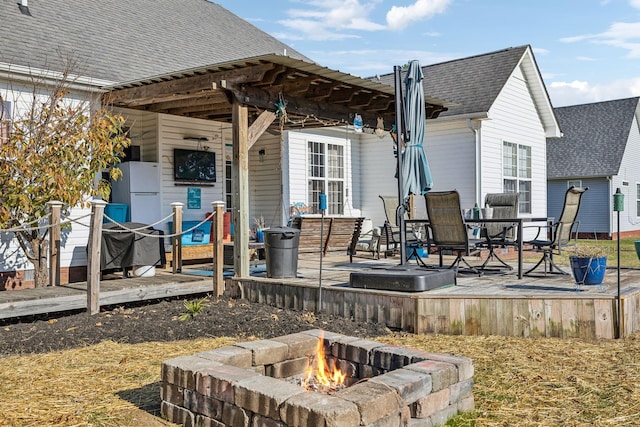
[[171, 202, 184, 273], [47, 201, 63, 287], [212, 201, 225, 296], [87, 199, 106, 315]]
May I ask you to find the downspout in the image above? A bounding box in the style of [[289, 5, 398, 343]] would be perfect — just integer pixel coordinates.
[[467, 118, 482, 206]]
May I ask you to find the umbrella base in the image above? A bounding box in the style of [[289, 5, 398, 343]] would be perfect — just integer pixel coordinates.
[[349, 266, 456, 292]]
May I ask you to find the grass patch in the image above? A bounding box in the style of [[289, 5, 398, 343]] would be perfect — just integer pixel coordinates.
[[1, 334, 640, 426]]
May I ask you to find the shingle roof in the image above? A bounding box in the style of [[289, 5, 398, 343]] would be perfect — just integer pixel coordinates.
[[378, 46, 529, 117], [0, 0, 309, 84], [547, 97, 639, 179]]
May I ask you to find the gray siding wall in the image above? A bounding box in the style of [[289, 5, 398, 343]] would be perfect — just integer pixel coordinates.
[[547, 179, 610, 237]]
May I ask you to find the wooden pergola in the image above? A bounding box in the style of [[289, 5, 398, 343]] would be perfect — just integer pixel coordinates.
[[103, 54, 448, 280]]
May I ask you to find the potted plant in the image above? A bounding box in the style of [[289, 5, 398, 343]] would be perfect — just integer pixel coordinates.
[[568, 245, 607, 287]]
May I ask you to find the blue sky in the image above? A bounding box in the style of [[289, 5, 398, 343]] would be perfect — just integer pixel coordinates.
[[216, 0, 640, 107]]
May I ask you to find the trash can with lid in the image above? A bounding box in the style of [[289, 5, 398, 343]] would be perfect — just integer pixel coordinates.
[[264, 227, 300, 278]]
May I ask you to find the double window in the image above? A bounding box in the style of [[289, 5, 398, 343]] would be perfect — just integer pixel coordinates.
[[308, 140, 344, 215], [503, 141, 531, 214]]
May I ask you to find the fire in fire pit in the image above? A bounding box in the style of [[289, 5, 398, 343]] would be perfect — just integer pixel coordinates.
[[301, 332, 346, 393]]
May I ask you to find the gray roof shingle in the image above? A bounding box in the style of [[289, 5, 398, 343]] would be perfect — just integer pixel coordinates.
[[0, 0, 309, 83], [547, 97, 639, 179], [377, 46, 529, 117]]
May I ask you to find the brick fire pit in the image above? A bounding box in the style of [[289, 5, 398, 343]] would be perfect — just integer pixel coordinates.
[[161, 329, 474, 426]]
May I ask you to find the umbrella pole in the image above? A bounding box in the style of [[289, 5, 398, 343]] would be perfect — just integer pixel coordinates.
[[394, 65, 408, 265]]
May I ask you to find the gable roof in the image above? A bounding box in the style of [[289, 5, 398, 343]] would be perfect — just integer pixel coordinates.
[[377, 45, 560, 137], [0, 0, 308, 84], [547, 97, 640, 179]]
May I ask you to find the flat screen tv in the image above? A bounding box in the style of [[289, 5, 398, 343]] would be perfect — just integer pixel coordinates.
[[173, 148, 216, 184]]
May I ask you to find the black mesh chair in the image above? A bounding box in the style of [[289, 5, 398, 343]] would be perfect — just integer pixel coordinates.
[[425, 190, 483, 274], [524, 186, 588, 276], [477, 192, 520, 271]]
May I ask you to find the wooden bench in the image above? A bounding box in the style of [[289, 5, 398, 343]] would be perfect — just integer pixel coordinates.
[[290, 216, 364, 262], [165, 243, 264, 266]]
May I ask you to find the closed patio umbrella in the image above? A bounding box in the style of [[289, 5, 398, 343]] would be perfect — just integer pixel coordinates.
[[394, 60, 432, 264], [401, 60, 432, 199]]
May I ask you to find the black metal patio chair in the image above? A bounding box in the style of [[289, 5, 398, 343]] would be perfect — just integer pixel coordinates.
[[425, 190, 483, 275], [524, 186, 588, 276], [477, 192, 520, 272]]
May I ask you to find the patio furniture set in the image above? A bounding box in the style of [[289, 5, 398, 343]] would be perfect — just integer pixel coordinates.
[[354, 186, 589, 280]]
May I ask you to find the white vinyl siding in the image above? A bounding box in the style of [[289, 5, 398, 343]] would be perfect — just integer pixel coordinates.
[[614, 109, 640, 232], [157, 113, 228, 232], [482, 63, 546, 222]]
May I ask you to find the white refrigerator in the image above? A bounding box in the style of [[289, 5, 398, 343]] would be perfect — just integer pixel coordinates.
[[110, 162, 161, 225]]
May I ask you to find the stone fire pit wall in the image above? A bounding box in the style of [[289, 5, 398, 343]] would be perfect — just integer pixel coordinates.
[[161, 329, 474, 426]]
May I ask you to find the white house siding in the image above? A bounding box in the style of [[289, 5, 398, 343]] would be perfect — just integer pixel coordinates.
[[157, 114, 228, 233], [249, 133, 285, 228], [483, 65, 548, 224], [0, 82, 105, 274], [122, 109, 159, 162], [423, 121, 477, 209], [613, 110, 640, 233], [358, 133, 398, 227]]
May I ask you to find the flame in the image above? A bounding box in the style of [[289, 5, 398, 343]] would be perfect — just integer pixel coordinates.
[[302, 333, 346, 391]]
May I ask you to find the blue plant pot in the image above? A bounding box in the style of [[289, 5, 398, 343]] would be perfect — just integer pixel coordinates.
[[634, 241, 640, 260], [255, 229, 265, 243], [569, 256, 607, 285]]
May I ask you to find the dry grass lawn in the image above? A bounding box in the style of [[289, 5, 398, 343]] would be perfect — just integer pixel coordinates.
[[1, 333, 639, 427]]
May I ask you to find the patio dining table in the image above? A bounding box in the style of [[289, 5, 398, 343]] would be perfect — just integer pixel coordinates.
[[406, 217, 552, 279]]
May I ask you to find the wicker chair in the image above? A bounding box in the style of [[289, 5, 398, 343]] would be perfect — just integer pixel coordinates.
[[524, 186, 588, 276]]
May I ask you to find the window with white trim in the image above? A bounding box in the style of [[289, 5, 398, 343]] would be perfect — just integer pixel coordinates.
[[567, 180, 582, 188], [636, 183, 640, 217], [308, 140, 344, 214], [503, 141, 531, 214]]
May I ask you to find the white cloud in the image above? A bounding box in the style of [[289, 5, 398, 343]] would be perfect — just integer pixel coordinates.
[[306, 47, 458, 76], [386, 0, 452, 31], [548, 78, 640, 107], [630, 0, 640, 9], [532, 47, 550, 56], [278, 0, 386, 42], [561, 21, 640, 58]]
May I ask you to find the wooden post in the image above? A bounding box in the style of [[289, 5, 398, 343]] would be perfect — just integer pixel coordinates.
[[212, 201, 225, 296], [232, 101, 250, 278], [171, 202, 184, 273], [87, 199, 106, 315], [47, 201, 63, 287]]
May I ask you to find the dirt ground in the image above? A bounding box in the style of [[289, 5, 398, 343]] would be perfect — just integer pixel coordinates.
[[0, 293, 392, 356]]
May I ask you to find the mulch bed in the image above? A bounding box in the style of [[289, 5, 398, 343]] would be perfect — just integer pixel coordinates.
[[0, 293, 391, 357]]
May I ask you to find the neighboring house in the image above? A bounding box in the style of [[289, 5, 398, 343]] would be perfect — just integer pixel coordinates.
[[364, 46, 561, 229], [547, 97, 640, 238]]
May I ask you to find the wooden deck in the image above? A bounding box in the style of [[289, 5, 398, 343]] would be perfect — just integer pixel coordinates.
[[2, 253, 640, 340]]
